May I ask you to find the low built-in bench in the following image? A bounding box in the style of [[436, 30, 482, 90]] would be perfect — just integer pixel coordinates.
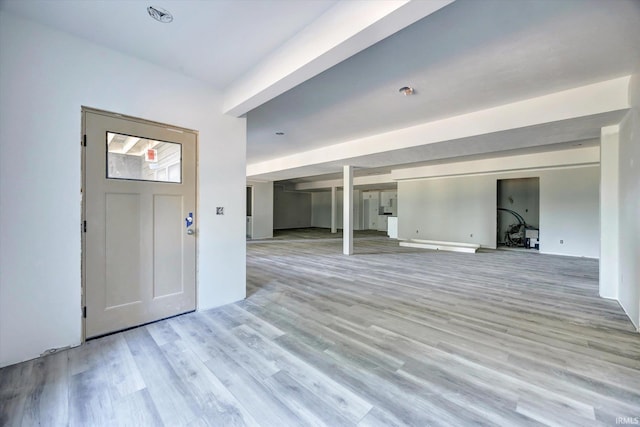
[[399, 239, 480, 254]]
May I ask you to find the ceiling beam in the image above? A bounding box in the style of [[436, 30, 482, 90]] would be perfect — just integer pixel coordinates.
[[121, 136, 141, 154], [247, 76, 630, 179], [295, 173, 395, 191], [222, 0, 454, 117], [392, 146, 600, 181]]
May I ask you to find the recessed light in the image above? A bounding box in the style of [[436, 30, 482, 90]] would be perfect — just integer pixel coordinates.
[[399, 86, 415, 96], [147, 6, 173, 23], [275, 132, 285, 136]]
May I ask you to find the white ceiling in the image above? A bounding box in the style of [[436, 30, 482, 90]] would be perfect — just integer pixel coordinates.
[[0, 0, 338, 89], [247, 0, 640, 164], [2, 0, 639, 185]]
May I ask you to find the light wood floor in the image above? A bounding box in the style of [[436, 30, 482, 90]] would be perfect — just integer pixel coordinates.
[[2, 235, 640, 426]]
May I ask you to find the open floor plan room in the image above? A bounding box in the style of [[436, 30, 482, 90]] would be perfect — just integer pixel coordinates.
[[2, 236, 639, 426]]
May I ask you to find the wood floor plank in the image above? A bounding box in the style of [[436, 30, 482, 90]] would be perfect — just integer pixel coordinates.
[[231, 324, 373, 424], [357, 406, 408, 427], [262, 370, 355, 427], [273, 333, 442, 426], [1, 232, 639, 426], [0, 360, 33, 426], [169, 313, 304, 426], [198, 312, 281, 382], [320, 336, 500, 427], [68, 337, 104, 376], [110, 388, 164, 427], [68, 358, 115, 427], [160, 339, 260, 427], [434, 340, 640, 422], [7, 351, 69, 427], [98, 334, 146, 400], [146, 318, 182, 347], [219, 303, 285, 340], [515, 392, 602, 427], [123, 327, 200, 426]]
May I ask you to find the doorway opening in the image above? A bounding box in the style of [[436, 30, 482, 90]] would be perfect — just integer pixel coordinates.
[[497, 177, 540, 250]]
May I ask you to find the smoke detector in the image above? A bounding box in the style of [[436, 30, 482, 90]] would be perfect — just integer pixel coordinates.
[[147, 6, 173, 23]]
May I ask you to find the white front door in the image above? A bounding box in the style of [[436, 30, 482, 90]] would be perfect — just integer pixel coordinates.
[[83, 108, 197, 338]]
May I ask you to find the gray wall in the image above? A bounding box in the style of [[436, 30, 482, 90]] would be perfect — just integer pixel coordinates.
[[539, 167, 599, 257], [618, 86, 640, 328], [274, 185, 311, 229], [399, 175, 495, 245], [398, 166, 600, 258], [311, 191, 332, 228], [248, 181, 274, 239], [310, 189, 367, 230]]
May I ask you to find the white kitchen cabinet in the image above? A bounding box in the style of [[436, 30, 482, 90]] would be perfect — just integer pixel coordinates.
[[377, 215, 388, 231], [387, 217, 398, 238]]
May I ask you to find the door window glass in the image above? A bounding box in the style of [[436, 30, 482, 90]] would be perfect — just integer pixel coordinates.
[[106, 132, 181, 183]]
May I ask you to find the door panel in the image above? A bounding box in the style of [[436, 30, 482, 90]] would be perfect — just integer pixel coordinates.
[[153, 194, 184, 298], [83, 109, 197, 338], [105, 193, 142, 308]]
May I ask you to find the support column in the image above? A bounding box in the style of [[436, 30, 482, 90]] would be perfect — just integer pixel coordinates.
[[331, 186, 337, 234], [343, 165, 353, 255], [600, 125, 620, 299]]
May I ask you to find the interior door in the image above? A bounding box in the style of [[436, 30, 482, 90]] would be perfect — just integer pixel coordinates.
[[83, 108, 197, 338]]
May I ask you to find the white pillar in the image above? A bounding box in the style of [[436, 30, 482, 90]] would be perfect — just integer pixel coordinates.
[[331, 186, 337, 234], [600, 125, 620, 299], [343, 165, 354, 255]]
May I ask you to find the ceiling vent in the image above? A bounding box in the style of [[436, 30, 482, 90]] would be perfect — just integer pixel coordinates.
[[147, 6, 173, 23]]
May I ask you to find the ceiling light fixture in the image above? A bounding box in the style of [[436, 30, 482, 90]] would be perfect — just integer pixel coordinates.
[[399, 86, 415, 96], [147, 6, 173, 23]]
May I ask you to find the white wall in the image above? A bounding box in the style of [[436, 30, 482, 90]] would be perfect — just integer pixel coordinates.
[[599, 125, 620, 299], [363, 192, 380, 229], [539, 167, 600, 258], [311, 192, 332, 228], [337, 190, 344, 228], [247, 181, 274, 239], [617, 71, 640, 329], [0, 13, 247, 367], [311, 189, 365, 230], [353, 190, 362, 231], [273, 185, 311, 229], [399, 175, 496, 246], [398, 166, 600, 258]]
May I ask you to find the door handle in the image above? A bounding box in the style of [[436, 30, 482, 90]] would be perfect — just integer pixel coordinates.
[[185, 212, 194, 235]]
